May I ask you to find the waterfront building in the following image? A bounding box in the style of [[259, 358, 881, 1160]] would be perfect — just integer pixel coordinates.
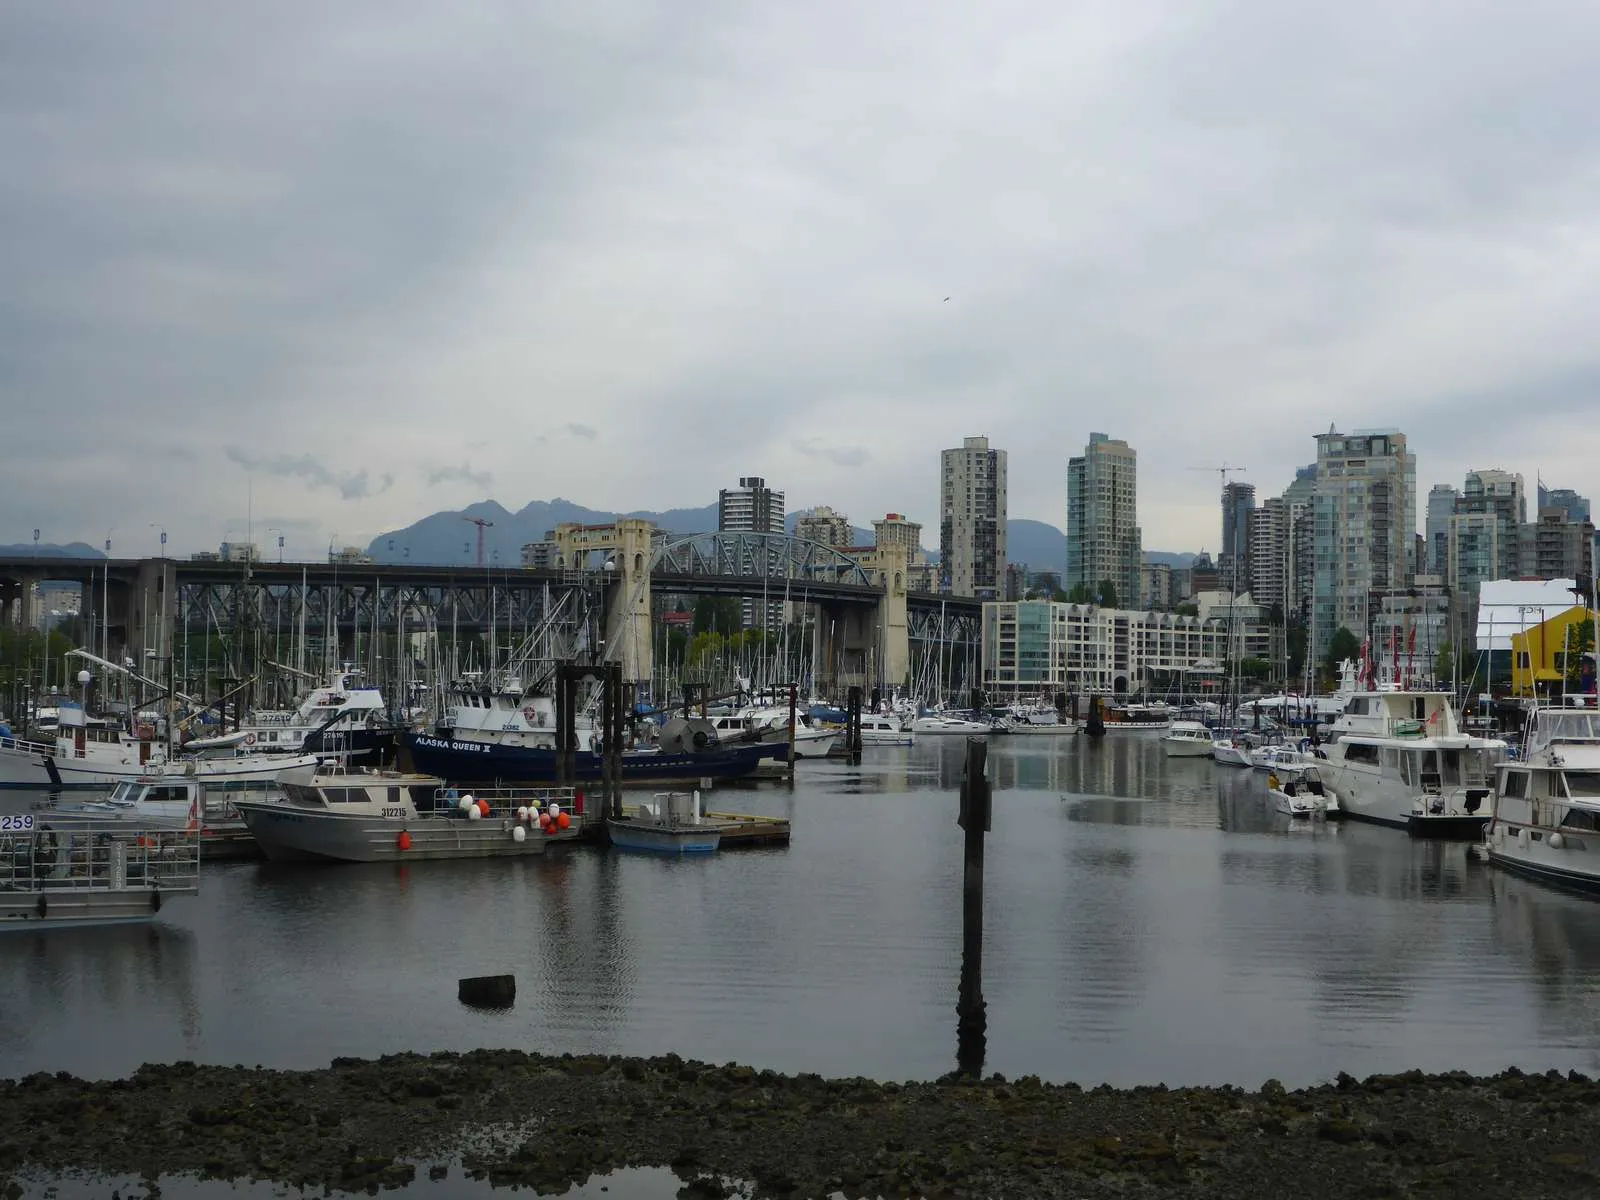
[[1065, 433, 1141, 608], [221, 541, 262, 564], [520, 537, 560, 570], [1509, 604, 1594, 697], [719, 475, 785, 631], [939, 436, 1007, 598], [795, 506, 852, 548], [1457, 469, 1526, 576], [1220, 482, 1255, 593], [981, 594, 1279, 700], [1140, 560, 1175, 610], [1246, 497, 1288, 614], [871, 513, 937, 591], [1280, 464, 1317, 625], [1425, 484, 1458, 576], [1518, 506, 1596, 584], [1311, 428, 1416, 658]]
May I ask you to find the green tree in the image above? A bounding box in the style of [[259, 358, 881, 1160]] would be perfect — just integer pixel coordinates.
[[1174, 602, 1199, 618], [1238, 657, 1273, 681], [1325, 626, 1361, 679], [1563, 617, 1595, 688], [1065, 583, 1094, 604], [692, 596, 742, 636], [1096, 579, 1118, 608]]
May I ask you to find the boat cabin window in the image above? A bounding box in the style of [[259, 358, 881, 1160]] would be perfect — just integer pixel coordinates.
[[281, 783, 324, 806], [388, 787, 402, 806], [320, 788, 369, 805], [1398, 753, 1418, 787], [109, 782, 137, 804], [1560, 808, 1599, 832], [1413, 697, 1427, 720], [1344, 743, 1380, 765], [1562, 772, 1600, 800], [1437, 750, 1463, 786], [146, 786, 189, 806], [1500, 771, 1528, 799]]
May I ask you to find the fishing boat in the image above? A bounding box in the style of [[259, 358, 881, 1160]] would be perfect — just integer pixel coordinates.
[[607, 791, 721, 854], [1319, 688, 1506, 838], [1482, 697, 1600, 892], [232, 766, 583, 863], [405, 678, 784, 784], [1160, 720, 1215, 757], [235, 665, 404, 761], [0, 820, 200, 930]]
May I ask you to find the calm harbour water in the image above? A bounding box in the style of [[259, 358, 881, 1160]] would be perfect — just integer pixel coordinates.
[[5, 733, 1600, 1094]]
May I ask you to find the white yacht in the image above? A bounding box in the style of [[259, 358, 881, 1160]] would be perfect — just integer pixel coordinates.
[[1211, 735, 1256, 767], [911, 713, 1000, 735], [236, 667, 392, 754], [858, 714, 915, 746], [1483, 697, 1600, 892], [1320, 689, 1506, 838], [1161, 720, 1215, 757]]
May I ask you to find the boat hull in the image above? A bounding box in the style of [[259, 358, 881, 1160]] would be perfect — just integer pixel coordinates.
[[606, 819, 721, 854], [1406, 813, 1490, 840], [1485, 845, 1600, 895], [405, 734, 783, 784], [233, 802, 576, 863], [1161, 739, 1214, 757]]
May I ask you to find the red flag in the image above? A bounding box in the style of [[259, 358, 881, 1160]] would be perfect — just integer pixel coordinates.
[[1406, 625, 1417, 688], [1391, 625, 1401, 684]]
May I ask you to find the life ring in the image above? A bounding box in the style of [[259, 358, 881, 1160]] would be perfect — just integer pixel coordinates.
[[522, 705, 538, 725], [244, 732, 257, 746]]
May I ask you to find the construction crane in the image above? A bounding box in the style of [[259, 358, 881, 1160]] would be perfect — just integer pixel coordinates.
[[1189, 464, 1250, 591], [462, 515, 494, 567]]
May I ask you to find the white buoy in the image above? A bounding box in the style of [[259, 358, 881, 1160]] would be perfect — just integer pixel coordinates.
[[516, 806, 530, 822], [1550, 832, 1565, 850], [549, 802, 561, 819], [466, 804, 482, 821], [459, 795, 475, 813], [512, 825, 527, 843]]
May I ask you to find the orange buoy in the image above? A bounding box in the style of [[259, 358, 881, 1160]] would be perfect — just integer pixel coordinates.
[[476, 799, 491, 818], [556, 812, 571, 830], [397, 830, 413, 851], [539, 813, 552, 831]]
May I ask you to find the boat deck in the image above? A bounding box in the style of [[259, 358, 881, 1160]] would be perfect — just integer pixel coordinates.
[[702, 811, 792, 847]]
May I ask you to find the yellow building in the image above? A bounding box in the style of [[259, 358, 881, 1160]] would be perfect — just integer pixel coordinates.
[[1509, 604, 1593, 696]]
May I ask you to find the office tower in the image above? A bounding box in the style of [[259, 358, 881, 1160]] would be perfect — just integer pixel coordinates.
[[1065, 432, 1141, 608], [718, 475, 785, 631], [1311, 428, 1417, 658], [1246, 496, 1287, 612], [939, 436, 1007, 598], [1221, 481, 1256, 592], [1425, 484, 1459, 577]]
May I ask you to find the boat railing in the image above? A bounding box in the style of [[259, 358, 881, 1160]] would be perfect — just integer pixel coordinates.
[[0, 823, 200, 895], [433, 785, 581, 816], [0, 732, 55, 757]]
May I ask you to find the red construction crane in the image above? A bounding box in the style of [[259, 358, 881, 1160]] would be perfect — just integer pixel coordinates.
[[462, 515, 494, 566]]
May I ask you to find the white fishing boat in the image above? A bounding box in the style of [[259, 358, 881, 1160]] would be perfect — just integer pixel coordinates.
[[607, 790, 721, 854], [235, 665, 399, 757], [0, 702, 320, 792], [232, 767, 583, 863], [1161, 720, 1215, 757], [1320, 689, 1506, 838], [0, 820, 200, 930], [1483, 697, 1600, 891], [735, 706, 841, 758]]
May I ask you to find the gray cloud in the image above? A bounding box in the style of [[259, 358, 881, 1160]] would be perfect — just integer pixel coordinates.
[[796, 439, 870, 468], [225, 448, 393, 500], [5, 2, 1600, 558], [425, 462, 494, 490]]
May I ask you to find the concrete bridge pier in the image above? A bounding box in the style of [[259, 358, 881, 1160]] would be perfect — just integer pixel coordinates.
[[553, 519, 654, 687]]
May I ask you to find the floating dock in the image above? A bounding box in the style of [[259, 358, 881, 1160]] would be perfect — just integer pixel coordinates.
[[701, 811, 791, 848]]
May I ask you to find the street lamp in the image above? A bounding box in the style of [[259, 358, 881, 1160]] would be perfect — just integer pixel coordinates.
[[150, 523, 167, 558], [268, 528, 284, 562]]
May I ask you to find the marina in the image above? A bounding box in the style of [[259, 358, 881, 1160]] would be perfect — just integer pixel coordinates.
[[7, 734, 1600, 1091]]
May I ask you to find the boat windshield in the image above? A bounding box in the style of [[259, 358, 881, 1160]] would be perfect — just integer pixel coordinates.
[[281, 783, 331, 807], [1532, 711, 1600, 750], [1563, 772, 1600, 800], [109, 782, 137, 804]]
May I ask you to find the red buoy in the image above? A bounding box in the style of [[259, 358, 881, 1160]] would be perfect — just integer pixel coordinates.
[[397, 830, 413, 851], [556, 812, 571, 830]]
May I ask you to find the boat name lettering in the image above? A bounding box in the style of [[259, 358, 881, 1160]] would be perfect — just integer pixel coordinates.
[[414, 736, 489, 753], [0, 814, 34, 831], [381, 807, 407, 819]]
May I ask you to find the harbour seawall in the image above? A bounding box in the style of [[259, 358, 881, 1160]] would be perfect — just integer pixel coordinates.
[[3, 1050, 1598, 1198]]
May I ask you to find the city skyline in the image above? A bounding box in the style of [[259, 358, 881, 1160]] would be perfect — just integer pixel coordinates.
[[5, 5, 1600, 560]]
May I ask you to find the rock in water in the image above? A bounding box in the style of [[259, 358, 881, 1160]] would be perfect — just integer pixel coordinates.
[[458, 975, 516, 1008]]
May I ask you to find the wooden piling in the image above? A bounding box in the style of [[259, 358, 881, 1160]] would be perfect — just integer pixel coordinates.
[[1085, 694, 1106, 739], [956, 737, 990, 1077]]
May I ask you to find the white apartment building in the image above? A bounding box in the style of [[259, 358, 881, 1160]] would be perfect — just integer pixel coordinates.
[[1066, 433, 1141, 609]]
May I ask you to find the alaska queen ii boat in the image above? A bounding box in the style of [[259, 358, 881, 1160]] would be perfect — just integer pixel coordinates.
[[404, 678, 784, 785]]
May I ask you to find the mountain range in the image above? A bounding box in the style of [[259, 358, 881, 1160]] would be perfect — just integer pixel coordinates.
[[0, 543, 105, 559], [364, 500, 1195, 573]]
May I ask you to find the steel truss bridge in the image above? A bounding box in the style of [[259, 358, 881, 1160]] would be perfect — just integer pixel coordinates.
[[0, 534, 984, 696]]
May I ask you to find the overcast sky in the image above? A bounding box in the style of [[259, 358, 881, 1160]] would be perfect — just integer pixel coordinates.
[[5, 1, 1599, 560]]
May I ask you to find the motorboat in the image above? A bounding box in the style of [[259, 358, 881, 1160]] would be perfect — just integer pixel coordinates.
[[1250, 742, 1321, 775], [0, 819, 199, 930], [607, 791, 721, 854], [1211, 736, 1256, 767], [1319, 688, 1506, 838], [1267, 766, 1331, 818], [232, 766, 583, 863], [910, 711, 1002, 735], [858, 715, 915, 746], [1161, 720, 1215, 757], [1483, 696, 1600, 891], [234, 666, 397, 758], [1101, 702, 1174, 731]]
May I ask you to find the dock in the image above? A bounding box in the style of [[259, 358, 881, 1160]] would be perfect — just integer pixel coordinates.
[[702, 811, 791, 848]]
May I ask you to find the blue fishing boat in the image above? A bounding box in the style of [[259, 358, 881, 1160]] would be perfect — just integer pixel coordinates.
[[606, 791, 721, 854]]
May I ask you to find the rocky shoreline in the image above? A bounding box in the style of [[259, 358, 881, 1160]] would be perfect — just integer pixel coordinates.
[[3, 1051, 1599, 1198]]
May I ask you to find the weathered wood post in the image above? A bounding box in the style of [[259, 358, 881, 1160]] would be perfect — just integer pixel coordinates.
[[956, 736, 990, 1077], [845, 685, 863, 765], [1085, 694, 1106, 739], [787, 682, 798, 777]]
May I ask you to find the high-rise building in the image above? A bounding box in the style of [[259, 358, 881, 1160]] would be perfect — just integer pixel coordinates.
[[1311, 427, 1417, 658], [1538, 483, 1591, 524], [1282, 464, 1317, 624], [1425, 484, 1459, 577], [795, 505, 852, 547], [873, 513, 937, 590], [1065, 433, 1141, 608], [718, 475, 785, 630], [1220, 482, 1256, 592], [1519, 507, 1596, 584], [939, 436, 1007, 598], [1456, 469, 1525, 577], [718, 475, 785, 536], [1246, 496, 1288, 614]]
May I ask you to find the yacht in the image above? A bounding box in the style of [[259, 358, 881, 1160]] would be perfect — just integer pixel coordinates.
[[910, 712, 1001, 735], [858, 714, 915, 746], [1483, 697, 1600, 891], [1160, 720, 1215, 757], [1320, 689, 1506, 838], [1102, 702, 1174, 731]]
